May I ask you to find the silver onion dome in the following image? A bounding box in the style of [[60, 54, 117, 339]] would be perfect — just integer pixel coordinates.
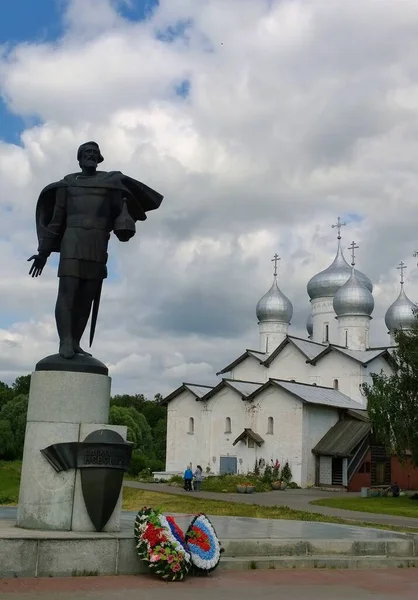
[[385, 286, 416, 332], [256, 276, 293, 323], [306, 313, 313, 337], [333, 269, 374, 317], [307, 242, 373, 301]]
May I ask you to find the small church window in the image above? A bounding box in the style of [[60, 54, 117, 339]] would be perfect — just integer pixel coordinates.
[[267, 416, 274, 434], [247, 437, 255, 448], [324, 323, 329, 342], [188, 417, 194, 434], [225, 417, 231, 433], [345, 330, 348, 347], [333, 379, 339, 390]]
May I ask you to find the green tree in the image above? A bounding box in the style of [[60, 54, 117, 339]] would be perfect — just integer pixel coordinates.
[[362, 322, 418, 464], [12, 375, 31, 396], [110, 394, 146, 413], [0, 394, 29, 459], [110, 393, 167, 463], [152, 417, 167, 462], [0, 382, 13, 410], [140, 401, 166, 430], [109, 405, 153, 455], [0, 420, 15, 458]]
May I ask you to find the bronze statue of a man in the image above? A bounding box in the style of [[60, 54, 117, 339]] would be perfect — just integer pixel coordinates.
[[28, 142, 163, 359]]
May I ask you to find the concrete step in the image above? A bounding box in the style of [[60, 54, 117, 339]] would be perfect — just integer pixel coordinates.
[[221, 538, 417, 558], [219, 555, 418, 570]]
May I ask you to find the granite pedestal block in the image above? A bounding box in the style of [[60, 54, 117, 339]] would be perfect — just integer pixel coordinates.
[[17, 365, 126, 532]]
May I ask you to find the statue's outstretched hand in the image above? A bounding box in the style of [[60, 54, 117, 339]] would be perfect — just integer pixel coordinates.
[[28, 254, 47, 277]]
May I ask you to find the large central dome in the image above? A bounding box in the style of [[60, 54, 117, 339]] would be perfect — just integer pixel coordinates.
[[307, 241, 373, 301]]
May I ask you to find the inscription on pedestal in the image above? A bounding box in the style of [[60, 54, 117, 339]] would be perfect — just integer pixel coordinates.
[[80, 444, 130, 469]]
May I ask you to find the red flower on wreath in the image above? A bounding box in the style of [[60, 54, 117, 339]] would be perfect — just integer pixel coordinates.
[[189, 526, 210, 552], [142, 523, 167, 547]]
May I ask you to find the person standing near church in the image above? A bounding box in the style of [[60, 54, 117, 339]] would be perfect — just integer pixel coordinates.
[[194, 465, 203, 491], [184, 466, 193, 491]]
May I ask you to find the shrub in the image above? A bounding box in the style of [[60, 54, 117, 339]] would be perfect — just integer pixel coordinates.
[[281, 461, 292, 483], [128, 453, 164, 477], [201, 474, 270, 493], [147, 458, 165, 473], [128, 451, 148, 476], [261, 465, 274, 483], [168, 475, 184, 485], [287, 481, 300, 489]]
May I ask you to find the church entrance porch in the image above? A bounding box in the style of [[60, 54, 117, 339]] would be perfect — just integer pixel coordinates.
[[316, 455, 348, 488]]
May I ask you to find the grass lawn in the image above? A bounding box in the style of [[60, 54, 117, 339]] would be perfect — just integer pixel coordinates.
[[311, 496, 418, 519], [0, 461, 21, 504], [122, 487, 418, 533]]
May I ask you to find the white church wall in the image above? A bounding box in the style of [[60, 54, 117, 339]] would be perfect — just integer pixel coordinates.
[[165, 391, 206, 473], [302, 405, 339, 487], [337, 315, 371, 351], [267, 344, 366, 406], [259, 321, 288, 353], [252, 387, 304, 485], [208, 388, 248, 474], [310, 352, 364, 404], [311, 298, 338, 344], [229, 357, 266, 383], [267, 343, 311, 382]]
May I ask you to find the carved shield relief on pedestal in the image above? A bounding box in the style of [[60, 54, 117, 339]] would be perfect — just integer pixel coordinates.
[[41, 429, 133, 531]]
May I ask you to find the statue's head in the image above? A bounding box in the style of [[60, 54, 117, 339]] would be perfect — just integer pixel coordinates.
[[77, 141, 104, 169]]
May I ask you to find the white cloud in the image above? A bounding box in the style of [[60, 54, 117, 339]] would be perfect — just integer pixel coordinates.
[[1, 0, 418, 395]]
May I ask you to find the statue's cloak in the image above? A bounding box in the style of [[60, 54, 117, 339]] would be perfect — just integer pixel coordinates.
[[35, 171, 163, 252]]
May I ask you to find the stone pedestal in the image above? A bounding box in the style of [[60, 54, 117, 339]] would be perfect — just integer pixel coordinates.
[[17, 361, 127, 532]]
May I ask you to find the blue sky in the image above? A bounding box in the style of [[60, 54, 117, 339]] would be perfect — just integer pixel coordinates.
[[0, 0, 159, 144]]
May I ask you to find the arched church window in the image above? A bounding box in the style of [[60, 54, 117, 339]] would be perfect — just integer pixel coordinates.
[[324, 323, 329, 342], [267, 416, 274, 434], [225, 417, 231, 433], [333, 379, 339, 390], [188, 417, 194, 434], [345, 330, 348, 347]]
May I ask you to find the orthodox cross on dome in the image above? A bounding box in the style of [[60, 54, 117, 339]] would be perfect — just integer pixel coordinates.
[[397, 261, 406, 285], [331, 216, 346, 240], [271, 253, 281, 277], [348, 241, 359, 267]]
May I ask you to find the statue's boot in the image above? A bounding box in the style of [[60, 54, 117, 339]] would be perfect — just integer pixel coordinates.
[[73, 343, 92, 356], [59, 339, 75, 359]]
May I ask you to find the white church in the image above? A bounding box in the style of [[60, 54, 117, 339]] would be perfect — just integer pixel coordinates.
[[162, 218, 416, 489]]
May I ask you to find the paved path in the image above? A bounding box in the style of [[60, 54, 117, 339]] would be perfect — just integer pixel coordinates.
[[1, 571, 418, 599], [124, 481, 418, 529], [0, 506, 407, 540]]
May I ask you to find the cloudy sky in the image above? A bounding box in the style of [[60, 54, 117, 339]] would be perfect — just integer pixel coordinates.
[[1, 0, 418, 396]]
